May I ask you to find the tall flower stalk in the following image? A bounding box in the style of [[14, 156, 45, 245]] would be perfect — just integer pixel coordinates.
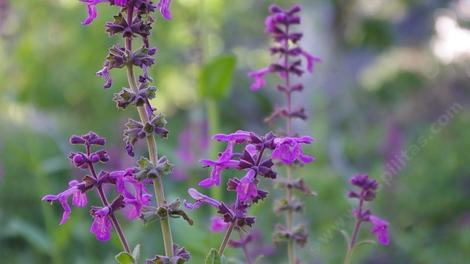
[[249, 4, 320, 264], [343, 173, 389, 264], [44, 1, 192, 263]]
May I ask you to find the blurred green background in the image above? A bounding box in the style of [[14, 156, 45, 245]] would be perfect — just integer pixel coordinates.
[[0, 0, 469, 263]]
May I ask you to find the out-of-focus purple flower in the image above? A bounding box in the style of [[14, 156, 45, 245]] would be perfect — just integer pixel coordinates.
[[301, 50, 322, 73], [210, 216, 228, 232], [248, 67, 271, 91], [157, 0, 172, 20], [90, 206, 112, 241], [42, 180, 88, 225], [272, 136, 314, 165], [348, 173, 378, 202], [369, 215, 390, 245], [236, 169, 258, 202], [199, 142, 239, 188]]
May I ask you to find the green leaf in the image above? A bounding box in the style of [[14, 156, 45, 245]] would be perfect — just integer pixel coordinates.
[[198, 55, 237, 100], [115, 251, 135, 264], [205, 248, 225, 264], [355, 239, 377, 249], [132, 244, 141, 261], [340, 229, 351, 247]]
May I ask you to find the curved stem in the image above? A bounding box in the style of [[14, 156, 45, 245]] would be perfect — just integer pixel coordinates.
[[218, 222, 235, 255], [123, 4, 174, 257], [344, 192, 365, 264]]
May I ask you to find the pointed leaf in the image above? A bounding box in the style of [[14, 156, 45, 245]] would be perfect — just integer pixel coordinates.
[[115, 251, 135, 264], [205, 248, 225, 264], [198, 55, 237, 100], [132, 244, 141, 261], [339, 229, 351, 247]]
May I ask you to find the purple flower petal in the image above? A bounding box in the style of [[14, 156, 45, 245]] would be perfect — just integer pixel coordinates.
[[248, 67, 271, 91], [369, 215, 389, 245]]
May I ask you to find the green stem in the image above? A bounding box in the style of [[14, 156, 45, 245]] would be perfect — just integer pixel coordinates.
[[207, 99, 222, 201], [218, 221, 235, 255], [126, 63, 175, 257], [123, 2, 174, 257]]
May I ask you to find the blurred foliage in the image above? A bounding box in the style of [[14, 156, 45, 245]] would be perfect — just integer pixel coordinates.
[[1, 0, 469, 263]]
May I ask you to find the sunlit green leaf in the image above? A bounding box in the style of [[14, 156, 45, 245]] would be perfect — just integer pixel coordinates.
[[198, 55, 237, 100]]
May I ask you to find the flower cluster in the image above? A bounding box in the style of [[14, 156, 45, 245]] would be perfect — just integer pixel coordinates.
[[42, 132, 151, 242], [249, 4, 321, 92], [184, 130, 314, 261], [76, 0, 191, 261], [185, 131, 278, 229], [347, 173, 390, 246]]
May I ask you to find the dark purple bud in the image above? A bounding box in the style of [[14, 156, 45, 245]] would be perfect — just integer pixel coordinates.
[[69, 135, 85, 145]]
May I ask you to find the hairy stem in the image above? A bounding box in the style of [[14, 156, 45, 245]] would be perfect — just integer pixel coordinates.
[[282, 23, 296, 264], [344, 192, 365, 264], [122, 3, 175, 257], [218, 222, 235, 255]]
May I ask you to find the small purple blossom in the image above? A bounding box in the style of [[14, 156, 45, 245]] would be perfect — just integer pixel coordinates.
[[248, 67, 271, 91], [42, 180, 88, 225], [272, 136, 315, 165], [235, 169, 258, 202], [369, 215, 390, 245], [157, 0, 172, 20], [90, 206, 112, 241], [184, 188, 222, 209], [210, 216, 228, 233], [199, 142, 238, 188]]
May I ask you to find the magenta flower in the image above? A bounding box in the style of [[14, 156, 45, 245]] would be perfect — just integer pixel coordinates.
[[272, 136, 314, 165], [213, 130, 252, 143], [80, 0, 109, 25], [210, 216, 228, 232], [184, 188, 222, 209], [369, 215, 390, 245], [111, 168, 152, 219], [236, 169, 258, 202], [157, 0, 172, 20], [301, 50, 322, 73], [199, 142, 239, 188], [248, 67, 271, 91], [90, 206, 112, 241], [42, 180, 88, 225]]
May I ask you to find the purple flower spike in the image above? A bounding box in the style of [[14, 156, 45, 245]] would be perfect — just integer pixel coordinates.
[[90, 206, 112, 241], [369, 215, 390, 245], [248, 67, 271, 91], [210, 216, 228, 233], [184, 188, 222, 209], [236, 169, 258, 202], [157, 0, 172, 20], [272, 136, 315, 165]]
